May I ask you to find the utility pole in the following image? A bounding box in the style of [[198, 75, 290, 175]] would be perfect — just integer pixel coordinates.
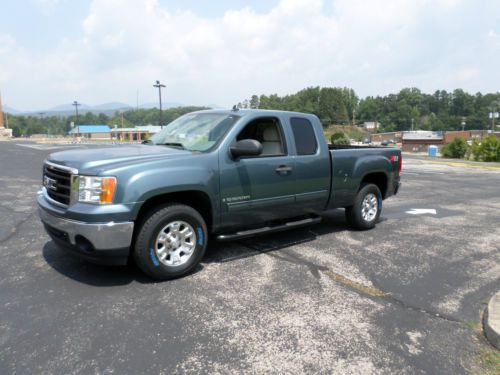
[[0, 90, 4, 129], [72, 101, 80, 136], [153, 80, 166, 129], [39, 112, 46, 136], [489, 101, 500, 131]]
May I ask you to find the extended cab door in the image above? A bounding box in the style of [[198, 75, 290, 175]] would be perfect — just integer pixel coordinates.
[[218, 116, 298, 229], [288, 116, 331, 214]]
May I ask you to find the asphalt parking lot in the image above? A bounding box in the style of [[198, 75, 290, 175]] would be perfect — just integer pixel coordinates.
[[0, 141, 499, 374]]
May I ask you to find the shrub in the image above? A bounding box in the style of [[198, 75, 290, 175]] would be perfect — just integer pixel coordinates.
[[475, 136, 500, 162], [330, 132, 350, 145], [441, 137, 468, 159]]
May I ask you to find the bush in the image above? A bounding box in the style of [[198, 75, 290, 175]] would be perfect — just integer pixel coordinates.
[[441, 137, 468, 159], [474, 136, 500, 162], [330, 132, 350, 145]]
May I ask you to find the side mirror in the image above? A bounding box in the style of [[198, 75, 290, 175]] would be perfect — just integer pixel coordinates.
[[230, 139, 262, 159]]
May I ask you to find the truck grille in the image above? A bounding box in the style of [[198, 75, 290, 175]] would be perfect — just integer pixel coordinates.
[[43, 163, 72, 206]]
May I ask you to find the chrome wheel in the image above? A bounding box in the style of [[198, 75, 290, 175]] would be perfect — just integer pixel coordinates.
[[361, 193, 378, 222], [154, 221, 196, 266]]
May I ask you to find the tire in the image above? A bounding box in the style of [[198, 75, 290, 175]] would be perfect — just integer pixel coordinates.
[[345, 184, 382, 230], [134, 204, 208, 280]]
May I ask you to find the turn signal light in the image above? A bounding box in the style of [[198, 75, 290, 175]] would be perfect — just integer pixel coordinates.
[[100, 177, 117, 204]]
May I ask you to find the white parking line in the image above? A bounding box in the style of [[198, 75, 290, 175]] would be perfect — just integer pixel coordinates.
[[15, 144, 80, 150]]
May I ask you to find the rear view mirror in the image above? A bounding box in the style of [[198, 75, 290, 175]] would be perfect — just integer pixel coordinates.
[[230, 139, 262, 159]]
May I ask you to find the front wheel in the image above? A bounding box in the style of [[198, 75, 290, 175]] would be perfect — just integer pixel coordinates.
[[345, 184, 382, 230], [134, 204, 208, 280]]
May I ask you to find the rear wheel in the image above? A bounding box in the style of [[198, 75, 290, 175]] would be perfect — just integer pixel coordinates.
[[345, 184, 382, 230], [134, 204, 207, 280]]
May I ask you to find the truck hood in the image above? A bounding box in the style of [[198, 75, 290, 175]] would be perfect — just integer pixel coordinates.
[[47, 144, 194, 174]]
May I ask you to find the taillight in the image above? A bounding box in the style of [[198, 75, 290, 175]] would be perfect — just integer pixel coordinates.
[[390, 155, 402, 176]]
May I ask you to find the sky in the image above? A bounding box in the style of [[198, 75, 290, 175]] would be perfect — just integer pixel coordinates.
[[0, 0, 499, 111]]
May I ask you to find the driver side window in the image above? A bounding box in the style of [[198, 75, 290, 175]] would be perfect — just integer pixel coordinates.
[[236, 117, 286, 156]]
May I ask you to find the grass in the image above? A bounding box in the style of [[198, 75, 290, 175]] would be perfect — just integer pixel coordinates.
[[474, 348, 500, 375], [426, 160, 500, 170], [465, 311, 500, 375], [465, 320, 482, 332]]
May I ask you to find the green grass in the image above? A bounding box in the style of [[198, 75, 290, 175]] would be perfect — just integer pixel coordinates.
[[474, 348, 500, 375]]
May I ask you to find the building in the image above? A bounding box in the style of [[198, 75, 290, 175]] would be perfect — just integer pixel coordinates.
[[370, 132, 403, 143], [111, 125, 162, 141], [402, 131, 443, 152], [69, 125, 111, 139], [363, 121, 380, 131], [0, 92, 13, 138]]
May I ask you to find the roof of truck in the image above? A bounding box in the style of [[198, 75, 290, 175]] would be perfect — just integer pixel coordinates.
[[194, 108, 317, 117]]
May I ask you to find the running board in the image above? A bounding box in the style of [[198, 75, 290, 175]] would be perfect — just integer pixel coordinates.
[[216, 217, 322, 242]]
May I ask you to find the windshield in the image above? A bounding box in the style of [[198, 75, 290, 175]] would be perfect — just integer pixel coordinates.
[[148, 112, 240, 151]]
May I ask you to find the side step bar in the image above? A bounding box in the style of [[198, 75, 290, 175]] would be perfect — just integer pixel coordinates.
[[216, 216, 322, 242]]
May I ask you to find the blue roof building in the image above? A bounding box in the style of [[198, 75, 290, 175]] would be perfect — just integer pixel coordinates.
[[69, 124, 111, 138]]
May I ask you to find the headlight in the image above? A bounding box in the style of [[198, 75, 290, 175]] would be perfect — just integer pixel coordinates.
[[78, 176, 116, 204]]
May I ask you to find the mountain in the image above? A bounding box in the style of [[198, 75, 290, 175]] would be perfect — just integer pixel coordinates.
[[139, 101, 183, 109], [3, 105, 21, 114], [2, 101, 221, 116]]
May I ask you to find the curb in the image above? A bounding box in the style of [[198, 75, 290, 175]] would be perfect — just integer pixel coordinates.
[[484, 291, 500, 349]]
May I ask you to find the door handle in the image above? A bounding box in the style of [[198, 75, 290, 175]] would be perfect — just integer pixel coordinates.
[[275, 165, 293, 174]]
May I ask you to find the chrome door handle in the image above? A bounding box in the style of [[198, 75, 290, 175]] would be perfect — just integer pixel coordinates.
[[275, 165, 293, 173]]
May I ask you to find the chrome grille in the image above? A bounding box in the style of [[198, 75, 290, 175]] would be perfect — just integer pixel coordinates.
[[43, 163, 72, 206]]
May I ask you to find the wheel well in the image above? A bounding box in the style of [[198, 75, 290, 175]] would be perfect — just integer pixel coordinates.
[[135, 191, 213, 231], [360, 172, 388, 198]]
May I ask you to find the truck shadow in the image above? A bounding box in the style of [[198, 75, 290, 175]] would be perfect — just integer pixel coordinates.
[[42, 209, 350, 286], [42, 242, 155, 286]]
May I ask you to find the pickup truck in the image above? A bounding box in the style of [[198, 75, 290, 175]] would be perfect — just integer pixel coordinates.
[[37, 109, 401, 280]]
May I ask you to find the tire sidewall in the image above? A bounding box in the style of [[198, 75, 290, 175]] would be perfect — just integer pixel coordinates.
[[351, 184, 382, 230], [135, 205, 207, 280]]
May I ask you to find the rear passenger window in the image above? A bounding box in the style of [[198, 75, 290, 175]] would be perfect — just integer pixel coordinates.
[[290, 117, 317, 155]]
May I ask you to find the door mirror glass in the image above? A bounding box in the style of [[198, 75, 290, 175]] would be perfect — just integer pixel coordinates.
[[230, 139, 263, 159]]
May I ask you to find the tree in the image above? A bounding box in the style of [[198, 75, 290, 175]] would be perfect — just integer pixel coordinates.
[[330, 132, 350, 145], [440, 137, 468, 159], [474, 136, 500, 162], [249, 95, 260, 109]]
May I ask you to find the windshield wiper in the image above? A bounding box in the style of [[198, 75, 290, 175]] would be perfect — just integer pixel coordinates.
[[157, 142, 186, 150]]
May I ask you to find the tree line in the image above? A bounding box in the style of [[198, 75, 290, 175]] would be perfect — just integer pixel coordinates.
[[242, 87, 500, 132], [5, 87, 500, 137], [4, 106, 208, 137]]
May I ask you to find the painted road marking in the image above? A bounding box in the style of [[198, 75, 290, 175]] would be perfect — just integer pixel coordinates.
[[405, 208, 437, 215], [15, 144, 80, 150]]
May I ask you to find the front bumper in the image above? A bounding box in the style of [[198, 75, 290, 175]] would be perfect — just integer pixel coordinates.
[[37, 192, 134, 265]]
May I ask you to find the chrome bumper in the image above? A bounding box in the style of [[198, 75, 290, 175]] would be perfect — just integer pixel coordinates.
[[38, 204, 134, 251]]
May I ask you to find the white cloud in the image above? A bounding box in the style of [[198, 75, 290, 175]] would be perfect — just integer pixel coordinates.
[[1, 0, 500, 110]]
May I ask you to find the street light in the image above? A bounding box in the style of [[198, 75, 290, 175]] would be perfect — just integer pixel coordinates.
[[153, 80, 166, 129], [72, 101, 80, 136], [39, 112, 46, 137]]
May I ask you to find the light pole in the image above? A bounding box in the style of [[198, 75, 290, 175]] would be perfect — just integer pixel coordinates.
[[39, 112, 46, 136], [72, 101, 80, 136], [153, 80, 166, 129], [489, 101, 500, 131]]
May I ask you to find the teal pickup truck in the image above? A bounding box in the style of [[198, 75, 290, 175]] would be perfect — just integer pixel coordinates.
[[37, 109, 401, 280]]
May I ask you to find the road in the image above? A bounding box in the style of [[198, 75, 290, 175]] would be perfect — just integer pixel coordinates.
[[0, 141, 498, 374]]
